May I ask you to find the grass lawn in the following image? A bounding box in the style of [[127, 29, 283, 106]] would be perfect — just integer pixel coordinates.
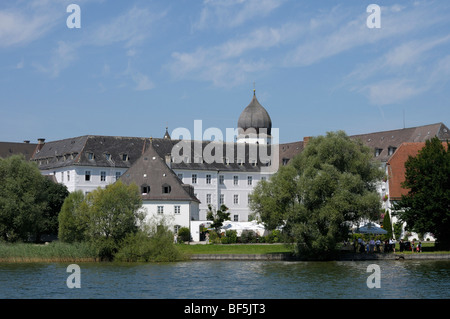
[[176, 243, 293, 255]]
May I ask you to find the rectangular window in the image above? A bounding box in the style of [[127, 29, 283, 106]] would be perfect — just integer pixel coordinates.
[[261, 176, 266, 181], [101, 171, 106, 182], [206, 174, 211, 184], [234, 215, 239, 222], [206, 194, 212, 204], [67, 171, 70, 182], [247, 176, 253, 186], [174, 206, 181, 214], [220, 194, 224, 205], [61, 172, 64, 182], [115, 171, 121, 181], [85, 171, 91, 181], [219, 175, 224, 185], [192, 174, 197, 184], [233, 175, 238, 186], [157, 206, 164, 214], [233, 194, 239, 204]]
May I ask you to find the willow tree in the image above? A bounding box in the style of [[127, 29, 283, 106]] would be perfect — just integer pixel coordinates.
[[250, 131, 383, 259]]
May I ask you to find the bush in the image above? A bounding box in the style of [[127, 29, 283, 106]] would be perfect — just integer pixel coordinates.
[[239, 230, 257, 243], [221, 230, 237, 244], [115, 226, 185, 262]]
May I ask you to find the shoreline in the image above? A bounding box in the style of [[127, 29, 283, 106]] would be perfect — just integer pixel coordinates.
[[2, 253, 449, 263]]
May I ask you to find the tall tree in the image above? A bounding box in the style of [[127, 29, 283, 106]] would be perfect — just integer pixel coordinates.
[[250, 131, 383, 259], [393, 137, 450, 248], [83, 181, 143, 243], [58, 190, 87, 243], [0, 155, 68, 242]]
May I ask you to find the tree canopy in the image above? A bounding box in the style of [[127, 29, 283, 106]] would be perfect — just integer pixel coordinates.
[[393, 137, 450, 248], [0, 155, 68, 242], [250, 131, 383, 259]]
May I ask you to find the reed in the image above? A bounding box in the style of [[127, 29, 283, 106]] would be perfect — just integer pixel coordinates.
[[0, 241, 98, 262]]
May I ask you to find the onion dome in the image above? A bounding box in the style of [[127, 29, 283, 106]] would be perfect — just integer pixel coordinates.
[[237, 91, 272, 136]]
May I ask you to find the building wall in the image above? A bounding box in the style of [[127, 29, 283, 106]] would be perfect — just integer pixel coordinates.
[[173, 168, 272, 221], [141, 200, 199, 234], [40, 166, 129, 194]]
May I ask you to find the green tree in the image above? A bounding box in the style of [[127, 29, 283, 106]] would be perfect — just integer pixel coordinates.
[[206, 204, 230, 236], [34, 177, 69, 242], [58, 190, 87, 243], [83, 181, 143, 259], [250, 131, 383, 259], [393, 137, 450, 248], [382, 210, 393, 239], [0, 155, 68, 242]]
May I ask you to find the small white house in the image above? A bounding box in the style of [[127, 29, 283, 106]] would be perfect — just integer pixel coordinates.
[[119, 140, 200, 236]]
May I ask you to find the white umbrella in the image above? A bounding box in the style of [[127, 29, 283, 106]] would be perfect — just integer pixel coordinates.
[[356, 222, 387, 234]]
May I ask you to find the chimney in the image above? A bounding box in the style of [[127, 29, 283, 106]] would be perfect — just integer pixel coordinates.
[[36, 138, 46, 153], [303, 136, 311, 148]]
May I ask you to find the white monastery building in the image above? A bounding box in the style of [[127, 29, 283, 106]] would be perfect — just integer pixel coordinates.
[[28, 91, 450, 241]]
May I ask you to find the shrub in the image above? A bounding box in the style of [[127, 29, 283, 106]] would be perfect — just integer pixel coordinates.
[[177, 227, 190, 242], [221, 230, 237, 244]]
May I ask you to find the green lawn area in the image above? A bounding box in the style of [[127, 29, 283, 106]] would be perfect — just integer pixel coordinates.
[[177, 243, 293, 255]]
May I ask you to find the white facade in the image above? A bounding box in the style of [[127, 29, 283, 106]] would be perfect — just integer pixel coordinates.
[[40, 166, 128, 194], [141, 200, 199, 234], [173, 168, 272, 221]]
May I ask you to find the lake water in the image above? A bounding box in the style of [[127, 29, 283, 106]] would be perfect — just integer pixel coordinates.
[[0, 260, 449, 299]]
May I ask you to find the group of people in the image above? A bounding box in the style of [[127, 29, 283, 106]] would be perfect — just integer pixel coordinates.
[[353, 237, 423, 253], [399, 239, 422, 253], [354, 237, 396, 253]]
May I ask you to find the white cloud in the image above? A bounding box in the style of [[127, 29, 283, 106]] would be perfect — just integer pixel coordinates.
[[88, 6, 165, 48], [193, 0, 283, 30], [168, 22, 302, 87], [132, 72, 154, 91], [0, 8, 58, 48], [33, 41, 78, 77], [361, 79, 425, 106]]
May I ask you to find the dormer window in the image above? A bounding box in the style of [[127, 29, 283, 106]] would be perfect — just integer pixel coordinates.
[[162, 184, 171, 194], [122, 153, 128, 161], [87, 152, 94, 160], [141, 184, 150, 195], [375, 148, 382, 157], [388, 146, 397, 156], [105, 153, 111, 160]]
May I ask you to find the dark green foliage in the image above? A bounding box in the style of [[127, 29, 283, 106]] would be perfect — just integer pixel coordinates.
[[0, 155, 68, 242], [177, 227, 190, 242], [382, 210, 393, 239], [206, 204, 230, 236], [250, 131, 383, 259], [393, 137, 450, 248]]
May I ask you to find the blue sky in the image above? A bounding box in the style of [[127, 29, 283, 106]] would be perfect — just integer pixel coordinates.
[[1, 0, 449, 144]]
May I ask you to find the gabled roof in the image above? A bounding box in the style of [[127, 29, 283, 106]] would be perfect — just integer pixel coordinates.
[[150, 138, 276, 172], [0, 141, 38, 160], [119, 142, 199, 202], [350, 122, 450, 162], [386, 141, 449, 200], [277, 123, 450, 166], [31, 135, 152, 170]]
